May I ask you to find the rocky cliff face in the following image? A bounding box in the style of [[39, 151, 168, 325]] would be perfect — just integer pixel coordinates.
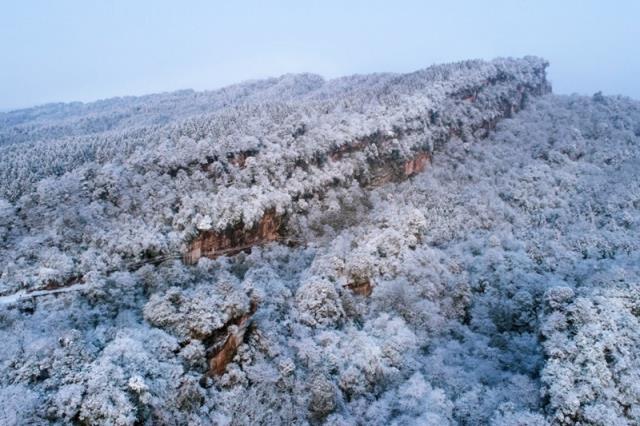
[[183, 58, 549, 264], [185, 210, 284, 264]]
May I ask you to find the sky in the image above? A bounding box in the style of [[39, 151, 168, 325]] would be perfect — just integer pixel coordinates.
[[1, 0, 639, 110]]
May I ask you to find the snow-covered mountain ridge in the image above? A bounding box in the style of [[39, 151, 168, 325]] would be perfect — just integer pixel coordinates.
[[1, 57, 640, 425]]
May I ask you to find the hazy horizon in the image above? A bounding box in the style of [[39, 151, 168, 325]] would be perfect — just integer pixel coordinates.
[[2, 0, 639, 111]]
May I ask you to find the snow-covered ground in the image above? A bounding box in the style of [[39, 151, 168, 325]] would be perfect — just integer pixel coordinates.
[[1, 59, 639, 424]]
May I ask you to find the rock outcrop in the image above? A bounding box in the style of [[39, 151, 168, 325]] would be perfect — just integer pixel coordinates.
[[185, 210, 284, 264], [184, 57, 550, 263], [206, 300, 258, 376]]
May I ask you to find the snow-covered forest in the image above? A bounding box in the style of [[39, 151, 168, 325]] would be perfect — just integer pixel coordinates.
[[1, 57, 639, 425]]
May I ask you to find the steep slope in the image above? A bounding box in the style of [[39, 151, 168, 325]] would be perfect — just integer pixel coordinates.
[[0, 56, 548, 296], [1, 59, 640, 425]]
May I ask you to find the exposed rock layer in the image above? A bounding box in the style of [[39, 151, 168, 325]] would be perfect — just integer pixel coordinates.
[[185, 61, 549, 263], [185, 210, 284, 264], [206, 300, 258, 376]]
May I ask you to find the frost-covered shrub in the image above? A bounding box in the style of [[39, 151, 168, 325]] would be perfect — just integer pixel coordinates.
[[78, 328, 184, 425], [295, 279, 345, 327], [540, 282, 640, 425], [143, 281, 250, 342]]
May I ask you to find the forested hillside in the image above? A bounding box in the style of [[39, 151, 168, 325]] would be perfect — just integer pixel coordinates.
[[1, 57, 639, 425]]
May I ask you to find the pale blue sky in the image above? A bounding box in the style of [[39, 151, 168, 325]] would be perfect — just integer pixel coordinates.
[[1, 0, 639, 110]]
